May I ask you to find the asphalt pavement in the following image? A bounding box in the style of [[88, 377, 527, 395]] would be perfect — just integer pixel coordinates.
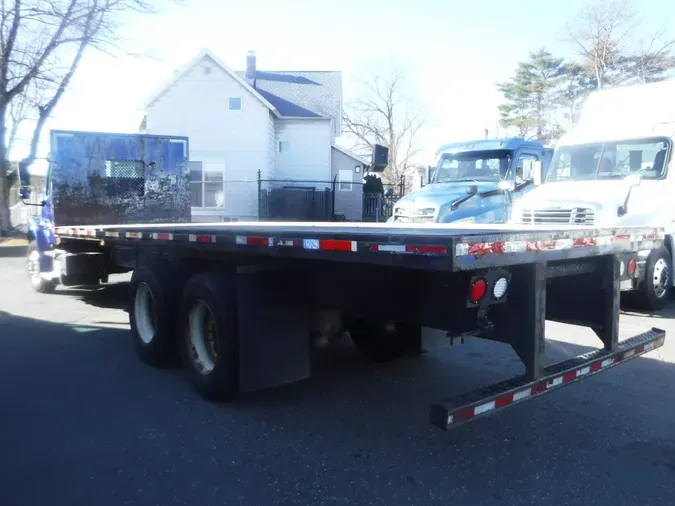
[[1, 256, 675, 506]]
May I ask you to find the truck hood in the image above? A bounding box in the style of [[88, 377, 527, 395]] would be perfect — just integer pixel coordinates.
[[516, 180, 631, 209], [512, 180, 638, 226], [395, 182, 499, 209]]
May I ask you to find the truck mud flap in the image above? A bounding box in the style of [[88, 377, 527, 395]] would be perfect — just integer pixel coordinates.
[[430, 327, 665, 430]]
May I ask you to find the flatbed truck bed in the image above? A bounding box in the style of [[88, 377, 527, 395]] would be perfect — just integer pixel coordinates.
[[39, 221, 665, 430]]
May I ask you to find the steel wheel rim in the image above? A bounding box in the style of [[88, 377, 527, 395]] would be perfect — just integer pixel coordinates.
[[134, 282, 156, 344], [27, 249, 42, 287], [652, 258, 669, 299], [187, 300, 219, 375]]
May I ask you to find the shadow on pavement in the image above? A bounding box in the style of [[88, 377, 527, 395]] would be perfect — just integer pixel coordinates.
[[53, 282, 130, 311], [1, 309, 675, 505], [0, 245, 27, 258]]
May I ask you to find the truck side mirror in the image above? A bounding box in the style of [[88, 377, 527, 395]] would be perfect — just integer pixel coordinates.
[[522, 160, 543, 186], [18, 163, 32, 200]]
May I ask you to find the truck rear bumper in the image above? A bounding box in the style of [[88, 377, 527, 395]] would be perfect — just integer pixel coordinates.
[[430, 327, 665, 430]]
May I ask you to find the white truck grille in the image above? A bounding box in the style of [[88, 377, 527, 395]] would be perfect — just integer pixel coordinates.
[[518, 207, 595, 225]]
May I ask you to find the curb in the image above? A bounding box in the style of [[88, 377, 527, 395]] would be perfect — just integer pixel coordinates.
[[0, 245, 27, 258]]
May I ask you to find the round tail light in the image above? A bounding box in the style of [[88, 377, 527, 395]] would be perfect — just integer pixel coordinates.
[[627, 258, 637, 276], [469, 278, 487, 302]]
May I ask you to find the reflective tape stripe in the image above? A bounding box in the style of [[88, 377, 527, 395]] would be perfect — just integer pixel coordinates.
[[236, 236, 271, 246], [456, 233, 661, 257], [189, 234, 215, 243], [317, 239, 357, 252], [152, 233, 173, 240]]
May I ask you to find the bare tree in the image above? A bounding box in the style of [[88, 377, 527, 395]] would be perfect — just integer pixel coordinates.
[[566, 0, 638, 90], [342, 68, 424, 185], [0, 0, 167, 235], [618, 24, 675, 84]]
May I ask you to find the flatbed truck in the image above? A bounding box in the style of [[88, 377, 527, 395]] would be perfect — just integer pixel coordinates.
[[18, 129, 667, 430], [48, 221, 665, 430]]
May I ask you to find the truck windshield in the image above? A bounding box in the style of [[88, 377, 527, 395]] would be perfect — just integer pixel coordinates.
[[431, 150, 512, 183], [546, 137, 670, 182]]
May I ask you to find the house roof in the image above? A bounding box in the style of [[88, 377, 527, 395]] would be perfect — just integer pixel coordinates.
[[332, 144, 369, 166], [257, 89, 321, 118], [236, 68, 341, 125], [138, 48, 281, 116]]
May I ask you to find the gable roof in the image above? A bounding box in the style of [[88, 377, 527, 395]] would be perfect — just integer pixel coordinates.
[[138, 48, 280, 116], [332, 144, 369, 166]]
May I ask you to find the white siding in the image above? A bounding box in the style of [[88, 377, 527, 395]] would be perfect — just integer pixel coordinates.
[[331, 147, 363, 221], [265, 112, 276, 181], [144, 55, 270, 219], [274, 119, 332, 184]]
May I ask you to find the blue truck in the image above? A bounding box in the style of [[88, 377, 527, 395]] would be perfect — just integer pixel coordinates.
[[15, 129, 666, 432], [22, 129, 190, 293], [390, 138, 553, 224]]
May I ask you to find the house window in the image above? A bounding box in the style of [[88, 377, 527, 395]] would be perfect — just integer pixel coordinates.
[[338, 169, 352, 191], [103, 159, 145, 198], [278, 141, 290, 153], [189, 161, 225, 208], [229, 97, 242, 111]]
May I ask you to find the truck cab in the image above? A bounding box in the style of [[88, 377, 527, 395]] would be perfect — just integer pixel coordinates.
[[510, 80, 675, 310], [390, 138, 553, 224]]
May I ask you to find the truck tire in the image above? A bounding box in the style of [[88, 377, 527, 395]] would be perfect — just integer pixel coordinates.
[[27, 240, 57, 293], [637, 246, 672, 311], [129, 262, 185, 368], [348, 320, 422, 362], [179, 271, 239, 401]]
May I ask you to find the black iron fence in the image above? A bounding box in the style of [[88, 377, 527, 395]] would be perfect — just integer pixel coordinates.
[[258, 176, 336, 222], [255, 171, 405, 222]]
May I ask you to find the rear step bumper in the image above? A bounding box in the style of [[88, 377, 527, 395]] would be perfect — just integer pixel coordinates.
[[430, 328, 666, 430]]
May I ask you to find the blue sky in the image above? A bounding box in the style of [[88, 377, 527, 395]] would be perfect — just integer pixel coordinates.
[[22, 0, 672, 173]]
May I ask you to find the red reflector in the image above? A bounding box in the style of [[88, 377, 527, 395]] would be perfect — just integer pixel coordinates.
[[589, 361, 603, 373], [454, 407, 476, 421], [627, 258, 637, 276], [247, 236, 269, 246], [562, 371, 577, 383], [319, 239, 353, 252], [195, 235, 213, 243], [469, 279, 487, 302], [494, 394, 513, 408]]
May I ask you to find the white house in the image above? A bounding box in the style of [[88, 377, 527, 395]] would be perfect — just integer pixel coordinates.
[[138, 49, 367, 221]]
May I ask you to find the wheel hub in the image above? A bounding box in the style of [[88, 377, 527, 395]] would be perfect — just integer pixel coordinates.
[[187, 300, 219, 375], [134, 282, 156, 344], [652, 258, 669, 299]]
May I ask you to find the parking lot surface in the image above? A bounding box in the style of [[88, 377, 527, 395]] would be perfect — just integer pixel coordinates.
[[2, 255, 675, 506]]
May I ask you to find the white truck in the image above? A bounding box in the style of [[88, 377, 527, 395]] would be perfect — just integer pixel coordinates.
[[510, 80, 675, 310]]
